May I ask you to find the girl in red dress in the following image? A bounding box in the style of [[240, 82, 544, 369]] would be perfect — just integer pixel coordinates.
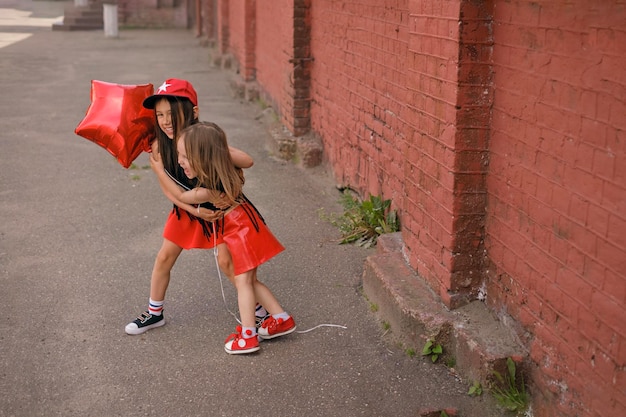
[[155, 121, 296, 354]]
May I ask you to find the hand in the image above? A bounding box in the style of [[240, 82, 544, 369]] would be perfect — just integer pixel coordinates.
[[196, 207, 225, 222], [149, 148, 164, 172], [212, 192, 235, 210]]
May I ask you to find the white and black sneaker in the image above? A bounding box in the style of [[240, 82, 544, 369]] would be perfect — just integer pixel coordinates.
[[255, 312, 271, 328], [125, 311, 165, 335]]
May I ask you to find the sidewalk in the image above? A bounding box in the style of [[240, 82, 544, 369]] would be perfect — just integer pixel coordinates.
[[0, 2, 502, 416]]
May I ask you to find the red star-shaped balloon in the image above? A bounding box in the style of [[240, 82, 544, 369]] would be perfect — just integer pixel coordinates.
[[75, 80, 155, 168]]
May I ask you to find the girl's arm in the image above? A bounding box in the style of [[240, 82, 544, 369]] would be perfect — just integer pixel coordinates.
[[150, 143, 224, 220], [179, 187, 230, 205], [230, 146, 254, 168]]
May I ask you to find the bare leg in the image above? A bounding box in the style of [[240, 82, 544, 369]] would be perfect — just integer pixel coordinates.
[[215, 242, 235, 280], [233, 269, 257, 328], [150, 239, 183, 301], [249, 269, 283, 315]]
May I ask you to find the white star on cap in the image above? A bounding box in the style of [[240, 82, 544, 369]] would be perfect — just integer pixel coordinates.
[[157, 82, 171, 94]]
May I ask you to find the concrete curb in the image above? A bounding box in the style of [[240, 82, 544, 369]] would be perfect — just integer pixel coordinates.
[[363, 233, 527, 387]]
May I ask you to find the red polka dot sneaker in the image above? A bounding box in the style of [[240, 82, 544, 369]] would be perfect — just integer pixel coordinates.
[[258, 316, 296, 340], [224, 326, 260, 355]]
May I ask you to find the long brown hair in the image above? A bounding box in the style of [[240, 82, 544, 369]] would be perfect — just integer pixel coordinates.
[[154, 96, 198, 186], [179, 122, 244, 202]]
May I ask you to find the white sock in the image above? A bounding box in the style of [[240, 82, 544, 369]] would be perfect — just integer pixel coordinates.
[[273, 312, 290, 321], [241, 326, 257, 339], [148, 298, 164, 316]]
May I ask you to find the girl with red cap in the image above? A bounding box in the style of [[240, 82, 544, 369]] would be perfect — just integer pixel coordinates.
[[125, 79, 270, 335]]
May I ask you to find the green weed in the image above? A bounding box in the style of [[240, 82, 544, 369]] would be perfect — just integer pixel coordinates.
[[468, 380, 483, 397], [421, 339, 443, 363], [491, 357, 529, 413], [320, 190, 399, 248]]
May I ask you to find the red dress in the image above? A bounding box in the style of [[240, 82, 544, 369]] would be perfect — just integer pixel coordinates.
[[163, 200, 284, 275], [163, 208, 219, 249], [220, 202, 284, 275]]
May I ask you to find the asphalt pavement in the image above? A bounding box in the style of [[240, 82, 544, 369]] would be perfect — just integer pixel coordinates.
[[0, 1, 503, 416]]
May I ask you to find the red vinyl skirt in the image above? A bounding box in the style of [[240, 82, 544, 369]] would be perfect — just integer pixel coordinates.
[[163, 209, 220, 249], [221, 203, 284, 275], [162, 202, 284, 275]]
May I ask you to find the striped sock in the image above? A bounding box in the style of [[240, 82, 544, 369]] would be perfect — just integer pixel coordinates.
[[255, 303, 268, 318], [149, 298, 164, 316]]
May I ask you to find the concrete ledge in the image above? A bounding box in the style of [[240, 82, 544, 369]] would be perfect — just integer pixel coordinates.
[[363, 233, 526, 385], [264, 125, 323, 168], [224, 71, 323, 168]]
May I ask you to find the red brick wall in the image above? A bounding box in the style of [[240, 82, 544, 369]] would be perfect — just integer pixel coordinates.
[[309, 0, 491, 308], [309, 0, 409, 215], [403, 0, 494, 308], [486, 1, 626, 416], [255, 0, 293, 119], [207, 1, 626, 415], [226, 0, 256, 81]]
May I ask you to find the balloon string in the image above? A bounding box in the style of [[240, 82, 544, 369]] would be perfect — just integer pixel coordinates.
[[213, 222, 242, 325]]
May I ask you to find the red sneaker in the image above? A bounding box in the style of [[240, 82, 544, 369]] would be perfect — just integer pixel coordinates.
[[258, 316, 296, 340], [224, 326, 260, 354]]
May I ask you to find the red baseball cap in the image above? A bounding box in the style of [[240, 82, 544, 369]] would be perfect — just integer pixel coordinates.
[[142, 78, 198, 109]]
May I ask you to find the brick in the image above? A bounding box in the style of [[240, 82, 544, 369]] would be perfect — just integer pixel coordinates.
[[535, 176, 553, 204], [603, 267, 626, 305], [563, 217, 597, 257], [607, 214, 626, 250], [556, 267, 593, 305], [563, 166, 604, 206], [565, 245, 585, 274], [568, 193, 588, 226], [560, 136, 579, 169], [538, 78, 560, 108], [586, 203, 609, 238], [551, 185, 571, 215], [578, 307, 617, 351], [574, 141, 595, 172], [592, 147, 616, 180], [603, 181, 626, 215], [608, 93, 626, 131], [580, 90, 598, 119], [590, 292, 626, 336]]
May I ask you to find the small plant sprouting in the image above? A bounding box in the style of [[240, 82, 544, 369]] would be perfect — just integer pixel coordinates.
[[491, 357, 529, 412], [406, 347, 417, 358], [445, 356, 456, 368], [468, 380, 483, 397], [319, 190, 399, 248], [421, 339, 443, 363], [440, 411, 449, 417]]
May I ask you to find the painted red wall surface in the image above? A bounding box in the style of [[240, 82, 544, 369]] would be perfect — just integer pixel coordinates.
[[309, 0, 409, 216], [485, 2, 626, 415], [226, 0, 253, 80], [255, 0, 293, 114], [210, 1, 626, 415]]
